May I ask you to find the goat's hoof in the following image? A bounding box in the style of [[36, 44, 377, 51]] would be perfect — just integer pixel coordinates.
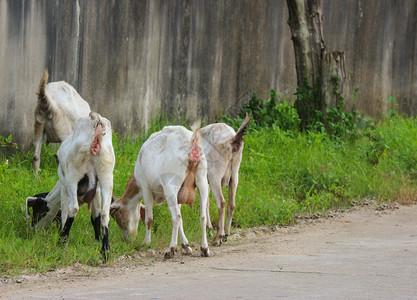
[[206, 227, 214, 238], [101, 247, 110, 262], [200, 247, 210, 257], [222, 234, 228, 242], [181, 244, 193, 256], [164, 246, 178, 259], [101, 250, 110, 262], [212, 236, 223, 246], [58, 236, 68, 246]]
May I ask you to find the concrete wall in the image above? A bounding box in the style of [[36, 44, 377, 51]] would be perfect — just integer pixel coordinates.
[[1, 0, 416, 149], [323, 0, 417, 115]]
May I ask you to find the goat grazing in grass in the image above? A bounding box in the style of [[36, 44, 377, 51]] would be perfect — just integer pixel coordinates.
[[110, 116, 250, 251], [110, 125, 210, 258], [26, 112, 115, 260]]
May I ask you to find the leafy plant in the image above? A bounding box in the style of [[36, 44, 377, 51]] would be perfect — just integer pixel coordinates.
[[0, 133, 13, 144], [382, 95, 399, 118], [0, 134, 17, 150], [294, 77, 322, 129], [220, 90, 300, 132]]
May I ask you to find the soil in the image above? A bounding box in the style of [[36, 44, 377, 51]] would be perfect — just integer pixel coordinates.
[[2, 203, 417, 299]]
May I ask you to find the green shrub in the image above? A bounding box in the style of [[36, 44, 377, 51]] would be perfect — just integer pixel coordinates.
[[219, 90, 300, 132]]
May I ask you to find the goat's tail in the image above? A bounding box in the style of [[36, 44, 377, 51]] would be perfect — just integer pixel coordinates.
[[231, 113, 251, 152], [189, 121, 201, 165], [36, 70, 50, 110]]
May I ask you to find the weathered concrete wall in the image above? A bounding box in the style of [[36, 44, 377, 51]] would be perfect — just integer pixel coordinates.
[[1, 0, 416, 149], [323, 0, 417, 116]]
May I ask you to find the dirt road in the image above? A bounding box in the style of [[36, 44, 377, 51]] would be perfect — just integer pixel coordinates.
[[2, 204, 417, 299]]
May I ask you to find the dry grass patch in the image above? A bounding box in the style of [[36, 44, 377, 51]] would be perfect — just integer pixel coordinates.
[[394, 183, 417, 205]]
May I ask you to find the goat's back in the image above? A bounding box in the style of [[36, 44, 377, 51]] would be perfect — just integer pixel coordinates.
[[46, 81, 90, 122], [200, 123, 243, 187], [201, 123, 236, 148], [57, 114, 114, 174], [135, 126, 204, 191]]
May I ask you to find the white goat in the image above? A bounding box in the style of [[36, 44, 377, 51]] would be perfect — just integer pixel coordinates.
[[200, 114, 250, 245], [33, 70, 90, 174], [111, 116, 250, 249], [110, 125, 210, 258], [27, 112, 115, 259]]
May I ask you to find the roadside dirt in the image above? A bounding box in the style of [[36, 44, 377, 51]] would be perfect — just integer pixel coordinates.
[[2, 203, 416, 299]]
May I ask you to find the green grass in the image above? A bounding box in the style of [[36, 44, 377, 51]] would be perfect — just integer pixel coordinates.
[[1, 114, 417, 277]]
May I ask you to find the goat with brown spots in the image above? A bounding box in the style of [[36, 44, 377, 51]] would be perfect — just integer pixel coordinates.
[[110, 125, 210, 258]]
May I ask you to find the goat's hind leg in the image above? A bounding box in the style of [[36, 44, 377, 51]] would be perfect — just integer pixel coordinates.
[[206, 185, 213, 230], [179, 217, 192, 255], [210, 180, 226, 246], [90, 186, 102, 242], [33, 120, 45, 175], [225, 160, 241, 236], [142, 187, 154, 247], [196, 175, 210, 257], [165, 201, 181, 259], [97, 174, 113, 261]]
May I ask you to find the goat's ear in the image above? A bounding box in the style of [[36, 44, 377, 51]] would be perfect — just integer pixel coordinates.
[[109, 203, 120, 216]]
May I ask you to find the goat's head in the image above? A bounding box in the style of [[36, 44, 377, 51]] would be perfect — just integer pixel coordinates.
[[25, 192, 55, 228], [110, 173, 144, 241], [110, 202, 145, 241]]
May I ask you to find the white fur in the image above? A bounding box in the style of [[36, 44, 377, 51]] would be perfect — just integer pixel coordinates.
[[32, 112, 115, 260], [200, 123, 245, 245], [56, 112, 114, 231], [33, 70, 90, 174], [111, 126, 210, 257]]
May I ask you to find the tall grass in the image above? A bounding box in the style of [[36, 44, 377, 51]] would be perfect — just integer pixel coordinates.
[[1, 98, 417, 276]]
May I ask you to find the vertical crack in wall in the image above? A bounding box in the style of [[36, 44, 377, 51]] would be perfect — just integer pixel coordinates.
[[74, 0, 81, 90]]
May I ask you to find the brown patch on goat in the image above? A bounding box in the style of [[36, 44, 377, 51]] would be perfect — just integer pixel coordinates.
[[110, 204, 130, 232], [147, 218, 153, 230], [110, 175, 138, 231], [231, 113, 251, 152], [123, 173, 140, 200], [110, 173, 145, 228], [140, 204, 146, 226], [177, 128, 201, 208], [90, 123, 102, 155]]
